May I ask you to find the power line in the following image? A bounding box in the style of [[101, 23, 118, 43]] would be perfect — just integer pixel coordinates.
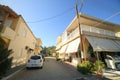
[[76, 0, 85, 12], [72, 11, 120, 30], [79, 0, 85, 12], [103, 11, 120, 21], [27, 7, 74, 23], [94, 11, 120, 27]]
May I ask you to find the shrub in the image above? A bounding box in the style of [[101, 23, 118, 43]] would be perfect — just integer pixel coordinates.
[[0, 38, 13, 78], [77, 61, 92, 74], [93, 60, 106, 71], [77, 60, 106, 74]]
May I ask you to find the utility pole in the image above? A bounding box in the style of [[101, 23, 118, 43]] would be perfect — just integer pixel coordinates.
[[75, 0, 85, 63]]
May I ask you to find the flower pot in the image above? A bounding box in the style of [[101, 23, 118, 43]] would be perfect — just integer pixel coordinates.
[[96, 71, 102, 79]]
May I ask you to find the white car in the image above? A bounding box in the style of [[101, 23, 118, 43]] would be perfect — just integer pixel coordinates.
[[105, 55, 120, 70], [26, 55, 43, 69]]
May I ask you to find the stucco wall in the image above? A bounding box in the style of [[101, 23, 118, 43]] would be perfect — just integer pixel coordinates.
[[8, 17, 36, 68]]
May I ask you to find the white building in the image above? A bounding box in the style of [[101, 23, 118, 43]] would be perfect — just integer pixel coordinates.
[[56, 14, 120, 64]]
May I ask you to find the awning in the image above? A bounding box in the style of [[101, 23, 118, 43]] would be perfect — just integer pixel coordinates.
[[56, 45, 60, 50], [59, 44, 68, 54], [86, 36, 120, 52], [66, 38, 80, 53]]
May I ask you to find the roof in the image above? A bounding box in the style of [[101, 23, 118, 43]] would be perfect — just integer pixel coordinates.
[[0, 5, 38, 43], [66, 14, 120, 32], [0, 5, 18, 18]]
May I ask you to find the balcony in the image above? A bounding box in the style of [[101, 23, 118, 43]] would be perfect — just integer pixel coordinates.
[[81, 24, 116, 37], [1, 27, 16, 40], [67, 27, 79, 40]]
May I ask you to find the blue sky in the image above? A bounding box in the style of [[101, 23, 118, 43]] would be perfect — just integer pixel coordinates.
[[0, 0, 120, 47]]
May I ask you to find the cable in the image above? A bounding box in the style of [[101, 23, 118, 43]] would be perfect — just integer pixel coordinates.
[[76, 0, 85, 12], [79, 0, 85, 12], [27, 7, 74, 23], [94, 11, 120, 27]]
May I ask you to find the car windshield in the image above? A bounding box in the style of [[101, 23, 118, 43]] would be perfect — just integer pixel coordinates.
[[30, 56, 41, 60], [113, 55, 120, 60]]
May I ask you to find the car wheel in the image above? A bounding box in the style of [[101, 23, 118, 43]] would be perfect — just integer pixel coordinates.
[[40, 66, 43, 69], [26, 67, 30, 69]]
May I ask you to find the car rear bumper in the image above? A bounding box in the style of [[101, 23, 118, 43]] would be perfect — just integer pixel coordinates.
[[26, 63, 43, 68]]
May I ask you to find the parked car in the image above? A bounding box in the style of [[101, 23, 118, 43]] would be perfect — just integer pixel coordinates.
[[26, 55, 43, 69], [105, 55, 120, 70], [38, 53, 45, 61]]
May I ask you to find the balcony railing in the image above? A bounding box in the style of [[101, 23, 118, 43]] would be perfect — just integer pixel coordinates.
[[67, 27, 79, 40], [1, 27, 16, 40], [59, 24, 117, 46], [81, 24, 115, 37]]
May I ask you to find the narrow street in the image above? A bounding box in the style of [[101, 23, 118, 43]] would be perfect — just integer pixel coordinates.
[[7, 57, 99, 80]]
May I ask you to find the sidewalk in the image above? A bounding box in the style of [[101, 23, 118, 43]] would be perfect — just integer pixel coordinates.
[[47, 57, 120, 80], [2, 64, 25, 80], [64, 61, 110, 80], [65, 61, 77, 68]]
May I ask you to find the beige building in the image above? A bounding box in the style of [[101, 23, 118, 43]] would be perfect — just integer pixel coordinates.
[[34, 38, 42, 55], [0, 5, 42, 68], [56, 14, 120, 64]]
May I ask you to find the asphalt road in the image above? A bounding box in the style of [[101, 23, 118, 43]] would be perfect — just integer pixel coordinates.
[[7, 57, 120, 80], [7, 57, 84, 80]]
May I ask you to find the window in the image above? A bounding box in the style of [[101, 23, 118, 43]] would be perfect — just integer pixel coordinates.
[[18, 48, 23, 57], [106, 57, 112, 60], [23, 28, 27, 37], [0, 13, 4, 21], [4, 19, 12, 27], [0, 21, 2, 27], [30, 56, 41, 60], [115, 62, 120, 70]]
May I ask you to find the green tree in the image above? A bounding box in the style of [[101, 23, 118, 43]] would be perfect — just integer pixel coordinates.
[[0, 37, 13, 78], [41, 46, 56, 56], [47, 46, 56, 56]]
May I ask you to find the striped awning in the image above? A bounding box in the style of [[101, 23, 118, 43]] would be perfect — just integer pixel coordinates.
[[66, 38, 80, 53], [86, 36, 120, 52]]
